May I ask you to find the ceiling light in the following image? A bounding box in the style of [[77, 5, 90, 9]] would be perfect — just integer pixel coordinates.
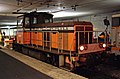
[[52, 11, 90, 18], [0, 26, 17, 29], [0, 22, 21, 25], [6, 26, 10, 28]]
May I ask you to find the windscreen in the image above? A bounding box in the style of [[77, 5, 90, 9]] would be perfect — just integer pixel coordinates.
[[76, 26, 93, 45]]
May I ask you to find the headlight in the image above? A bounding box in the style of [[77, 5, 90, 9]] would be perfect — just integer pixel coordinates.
[[99, 43, 106, 48], [79, 46, 84, 51], [102, 43, 106, 48]]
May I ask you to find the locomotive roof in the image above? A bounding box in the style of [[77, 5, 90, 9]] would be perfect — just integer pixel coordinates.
[[18, 11, 53, 18], [30, 21, 93, 28]]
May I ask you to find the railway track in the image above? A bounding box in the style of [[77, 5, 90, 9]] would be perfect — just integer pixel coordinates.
[[72, 60, 120, 79], [95, 64, 120, 79]]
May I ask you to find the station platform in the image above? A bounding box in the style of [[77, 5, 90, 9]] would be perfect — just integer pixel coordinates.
[[0, 45, 87, 79]]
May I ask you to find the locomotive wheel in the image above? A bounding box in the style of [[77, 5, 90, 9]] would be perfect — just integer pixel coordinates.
[[46, 54, 52, 64], [51, 55, 57, 66], [46, 54, 58, 66]]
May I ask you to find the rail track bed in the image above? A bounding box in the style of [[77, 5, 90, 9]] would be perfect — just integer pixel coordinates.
[[72, 60, 120, 79]]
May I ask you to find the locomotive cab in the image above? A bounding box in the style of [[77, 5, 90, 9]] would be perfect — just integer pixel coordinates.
[[20, 12, 53, 28], [16, 12, 53, 44]]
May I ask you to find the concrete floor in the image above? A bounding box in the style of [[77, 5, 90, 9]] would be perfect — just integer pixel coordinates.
[[0, 50, 53, 79], [0, 45, 87, 79]]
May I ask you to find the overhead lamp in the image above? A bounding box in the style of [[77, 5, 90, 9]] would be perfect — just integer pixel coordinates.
[[16, 0, 23, 5], [47, 4, 50, 7], [16, 0, 32, 6], [52, 12, 86, 18], [17, 9, 21, 12], [71, 5, 79, 11]]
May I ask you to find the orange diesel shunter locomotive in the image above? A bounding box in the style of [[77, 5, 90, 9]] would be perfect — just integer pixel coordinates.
[[13, 12, 107, 70]]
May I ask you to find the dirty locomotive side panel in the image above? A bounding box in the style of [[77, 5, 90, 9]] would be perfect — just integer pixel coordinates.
[[13, 12, 107, 70]]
